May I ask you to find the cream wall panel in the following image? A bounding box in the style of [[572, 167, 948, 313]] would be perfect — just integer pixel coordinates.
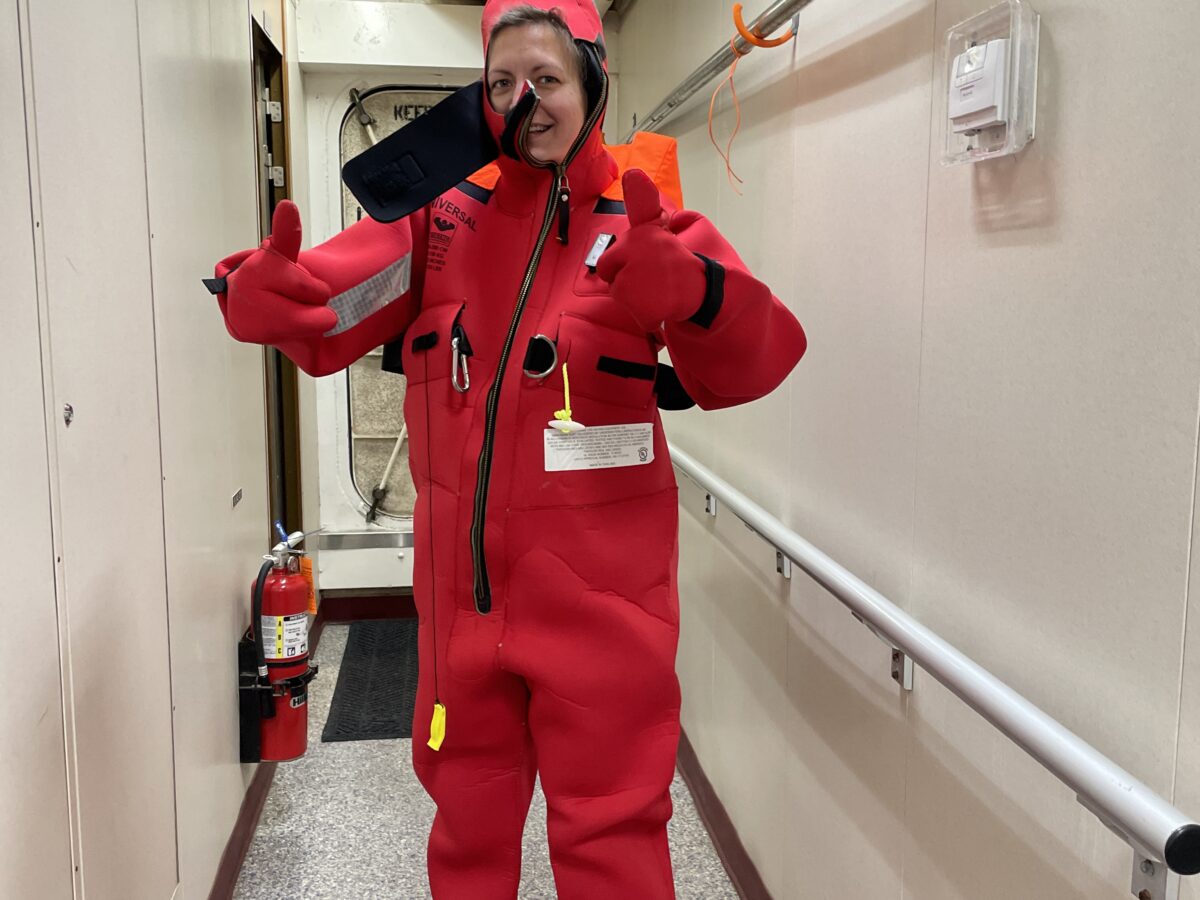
[[913, 0, 1200, 780], [0, 2, 74, 897], [906, 1, 1200, 891], [902, 672, 1128, 900], [602, 68, 621, 149], [771, 5, 935, 886], [612, 0, 723, 142], [906, 0, 1200, 897], [600, 9, 619, 144], [135, 0, 270, 895], [783, 577, 911, 900], [676, 480, 718, 763], [704, 504, 792, 896], [781, 0, 931, 596], [27, 0, 179, 897], [776, 4, 932, 895]]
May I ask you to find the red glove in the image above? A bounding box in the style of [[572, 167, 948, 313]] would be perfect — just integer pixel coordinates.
[[212, 201, 337, 344], [595, 169, 707, 332]]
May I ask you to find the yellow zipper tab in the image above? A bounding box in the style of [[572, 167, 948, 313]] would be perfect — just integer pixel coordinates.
[[428, 702, 447, 751]]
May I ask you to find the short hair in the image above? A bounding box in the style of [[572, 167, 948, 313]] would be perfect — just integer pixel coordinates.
[[488, 6, 586, 85]]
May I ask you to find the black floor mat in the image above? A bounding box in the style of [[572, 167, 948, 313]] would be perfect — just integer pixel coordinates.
[[322, 618, 419, 742]]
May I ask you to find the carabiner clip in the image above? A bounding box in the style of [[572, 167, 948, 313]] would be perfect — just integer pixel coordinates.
[[451, 335, 470, 393]]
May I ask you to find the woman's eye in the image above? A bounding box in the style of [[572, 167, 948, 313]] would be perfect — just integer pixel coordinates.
[[538, 75, 560, 85], [490, 79, 511, 91]]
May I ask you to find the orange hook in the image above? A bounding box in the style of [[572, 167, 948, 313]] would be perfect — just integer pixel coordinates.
[[732, 3, 795, 49]]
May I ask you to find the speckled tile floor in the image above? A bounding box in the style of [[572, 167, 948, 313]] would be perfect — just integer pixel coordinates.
[[234, 623, 738, 900]]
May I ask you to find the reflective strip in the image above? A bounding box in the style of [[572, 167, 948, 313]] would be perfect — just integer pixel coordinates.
[[325, 254, 412, 336]]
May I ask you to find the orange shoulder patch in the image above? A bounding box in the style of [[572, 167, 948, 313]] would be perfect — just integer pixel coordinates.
[[464, 163, 502, 191]]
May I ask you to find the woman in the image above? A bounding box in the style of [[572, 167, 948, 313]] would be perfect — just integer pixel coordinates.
[[211, 2, 806, 896]]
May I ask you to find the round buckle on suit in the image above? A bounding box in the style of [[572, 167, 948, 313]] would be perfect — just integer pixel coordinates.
[[523, 334, 558, 380]]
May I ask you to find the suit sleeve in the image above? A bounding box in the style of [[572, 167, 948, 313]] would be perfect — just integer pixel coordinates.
[[661, 210, 806, 410], [274, 209, 428, 377]]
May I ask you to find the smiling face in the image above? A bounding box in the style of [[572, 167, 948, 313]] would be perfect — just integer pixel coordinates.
[[487, 23, 587, 165]]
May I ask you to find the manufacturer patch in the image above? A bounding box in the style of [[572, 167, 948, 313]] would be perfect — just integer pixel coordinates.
[[544, 423, 655, 471]]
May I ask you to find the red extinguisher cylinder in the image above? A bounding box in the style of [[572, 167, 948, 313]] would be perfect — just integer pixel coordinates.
[[254, 559, 313, 762]]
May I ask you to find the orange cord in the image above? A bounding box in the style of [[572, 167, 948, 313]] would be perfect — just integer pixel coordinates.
[[733, 3, 795, 48], [708, 39, 745, 193], [708, 6, 796, 193]]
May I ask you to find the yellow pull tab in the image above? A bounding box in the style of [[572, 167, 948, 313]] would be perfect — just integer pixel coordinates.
[[428, 703, 447, 751], [554, 362, 573, 423]]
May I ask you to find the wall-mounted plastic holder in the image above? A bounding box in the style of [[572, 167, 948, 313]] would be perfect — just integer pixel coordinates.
[[940, 0, 1040, 166]]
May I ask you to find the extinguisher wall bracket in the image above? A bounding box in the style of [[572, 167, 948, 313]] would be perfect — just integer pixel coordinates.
[[238, 628, 270, 762], [272, 664, 320, 697], [236, 634, 319, 763]]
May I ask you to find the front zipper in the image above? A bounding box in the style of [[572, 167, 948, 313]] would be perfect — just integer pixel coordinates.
[[469, 69, 609, 614]]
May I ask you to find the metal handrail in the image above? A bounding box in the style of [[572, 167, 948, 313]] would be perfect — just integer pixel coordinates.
[[621, 0, 816, 141], [669, 443, 1200, 883]]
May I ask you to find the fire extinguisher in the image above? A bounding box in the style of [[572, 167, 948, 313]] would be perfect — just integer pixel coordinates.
[[239, 530, 319, 763]]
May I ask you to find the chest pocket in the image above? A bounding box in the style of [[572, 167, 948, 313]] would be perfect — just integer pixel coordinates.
[[400, 302, 475, 493], [551, 312, 657, 412]]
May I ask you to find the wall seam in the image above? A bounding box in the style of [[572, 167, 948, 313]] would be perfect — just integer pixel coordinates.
[[130, 0, 184, 882], [16, 0, 86, 893], [899, 2, 945, 897], [1168, 378, 1200, 803]]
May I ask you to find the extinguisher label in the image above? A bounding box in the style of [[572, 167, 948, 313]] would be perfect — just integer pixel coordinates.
[[300, 556, 317, 615], [262, 613, 308, 660]]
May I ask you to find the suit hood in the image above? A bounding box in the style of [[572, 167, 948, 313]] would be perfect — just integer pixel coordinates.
[[481, 0, 605, 55], [480, 0, 612, 194]]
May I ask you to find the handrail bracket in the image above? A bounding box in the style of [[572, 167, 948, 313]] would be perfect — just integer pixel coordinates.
[[1132, 850, 1180, 900], [776, 550, 793, 579], [891, 649, 914, 692], [851, 611, 914, 693]]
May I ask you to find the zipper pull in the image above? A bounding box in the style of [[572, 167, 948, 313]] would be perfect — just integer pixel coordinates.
[[428, 702, 446, 751], [557, 173, 571, 245]]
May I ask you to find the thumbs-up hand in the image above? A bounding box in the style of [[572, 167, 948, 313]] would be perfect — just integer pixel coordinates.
[[213, 200, 337, 344], [595, 169, 706, 332]]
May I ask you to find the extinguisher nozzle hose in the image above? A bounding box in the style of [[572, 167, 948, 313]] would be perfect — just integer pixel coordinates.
[[252, 558, 275, 684]]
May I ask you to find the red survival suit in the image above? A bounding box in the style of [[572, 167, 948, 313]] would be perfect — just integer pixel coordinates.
[[212, 1, 806, 896]]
